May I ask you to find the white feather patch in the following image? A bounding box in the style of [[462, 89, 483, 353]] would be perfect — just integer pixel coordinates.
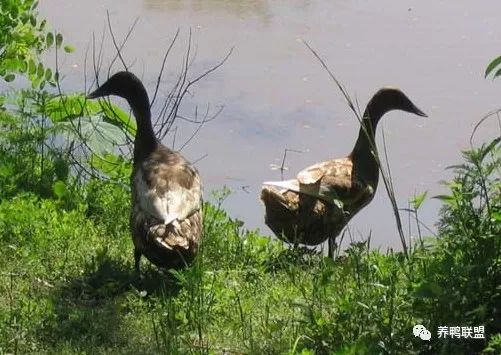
[[262, 179, 338, 204], [134, 170, 202, 224], [262, 179, 300, 193]]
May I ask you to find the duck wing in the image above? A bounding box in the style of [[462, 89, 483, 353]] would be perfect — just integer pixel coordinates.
[[263, 158, 368, 207]]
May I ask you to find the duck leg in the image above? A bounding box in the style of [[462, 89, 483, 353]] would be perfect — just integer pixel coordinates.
[[327, 236, 336, 259], [134, 249, 142, 274]]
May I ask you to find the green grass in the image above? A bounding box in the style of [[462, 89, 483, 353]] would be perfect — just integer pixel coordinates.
[[1, 30, 500, 351], [1, 3, 500, 352], [0, 127, 499, 354]]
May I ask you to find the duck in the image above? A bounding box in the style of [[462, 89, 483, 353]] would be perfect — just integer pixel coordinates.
[[261, 87, 426, 253], [87, 71, 203, 272]]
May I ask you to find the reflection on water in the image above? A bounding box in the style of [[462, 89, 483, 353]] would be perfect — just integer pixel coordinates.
[[38, 0, 501, 249], [144, 0, 273, 22]]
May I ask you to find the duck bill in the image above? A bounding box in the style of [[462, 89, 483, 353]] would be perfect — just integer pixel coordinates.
[[412, 104, 428, 117], [86, 88, 103, 99]]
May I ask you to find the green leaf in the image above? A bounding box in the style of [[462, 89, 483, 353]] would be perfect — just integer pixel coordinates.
[[101, 103, 137, 136], [413, 282, 443, 299], [52, 180, 68, 199], [37, 62, 44, 78], [356, 301, 370, 310], [46, 32, 54, 47], [410, 191, 428, 210], [45, 68, 52, 81], [28, 59, 37, 74], [56, 33, 63, 48], [482, 137, 501, 160], [45, 94, 97, 122], [3, 74, 15, 82], [485, 55, 501, 78], [57, 115, 128, 155], [54, 158, 69, 181], [19, 60, 27, 73], [63, 45, 75, 53], [90, 153, 130, 178], [433, 194, 457, 206], [10, 5, 19, 18]]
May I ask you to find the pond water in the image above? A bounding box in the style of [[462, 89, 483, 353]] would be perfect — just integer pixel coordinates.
[[39, 0, 500, 249]]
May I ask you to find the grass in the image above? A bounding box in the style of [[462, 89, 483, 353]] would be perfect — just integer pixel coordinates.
[[0, 106, 499, 354], [1, 3, 500, 352]]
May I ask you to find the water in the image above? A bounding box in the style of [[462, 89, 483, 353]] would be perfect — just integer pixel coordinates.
[[39, 0, 501, 249]]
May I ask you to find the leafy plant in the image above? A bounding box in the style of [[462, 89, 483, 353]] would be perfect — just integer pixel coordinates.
[[0, 0, 72, 88], [413, 137, 500, 354]]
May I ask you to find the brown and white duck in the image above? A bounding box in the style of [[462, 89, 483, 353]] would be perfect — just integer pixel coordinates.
[[261, 87, 426, 251], [87, 71, 203, 272]]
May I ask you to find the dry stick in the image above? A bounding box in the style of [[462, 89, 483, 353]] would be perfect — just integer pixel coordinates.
[[279, 148, 303, 180], [150, 28, 180, 107], [87, 23, 231, 176], [173, 47, 234, 147], [303, 40, 409, 258], [154, 33, 193, 139], [192, 153, 209, 165], [157, 71, 183, 136], [106, 10, 133, 72], [159, 41, 232, 142], [172, 30, 192, 123], [176, 112, 221, 124], [112, 25, 219, 151], [82, 43, 91, 96], [155, 31, 202, 139], [177, 105, 226, 151], [179, 104, 211, 151], [91, 28, 106, 89], [171, 126, 178, 149], [99, 18, 141, 148]]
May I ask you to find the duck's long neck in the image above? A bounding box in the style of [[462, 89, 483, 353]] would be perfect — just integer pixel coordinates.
[[128, 89, 157, 162], [349, 99, 388, 185]]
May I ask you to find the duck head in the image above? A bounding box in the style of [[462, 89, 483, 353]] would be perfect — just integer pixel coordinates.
[[87, 71, 156, 157], [351, 87, 427, 168], [364, 87, 427, 122], [87, 71, 150, 110]]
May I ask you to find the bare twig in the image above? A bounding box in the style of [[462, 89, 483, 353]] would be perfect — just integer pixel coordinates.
[[150, 28, 180, 107], [192, 153, 208, 165], [106, 11, 138, 73], [279, 148, 303, 180]]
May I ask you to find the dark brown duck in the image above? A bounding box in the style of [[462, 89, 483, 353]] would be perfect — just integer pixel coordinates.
[[261, 87, 427, 248], [87, 71, 203, 272]]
